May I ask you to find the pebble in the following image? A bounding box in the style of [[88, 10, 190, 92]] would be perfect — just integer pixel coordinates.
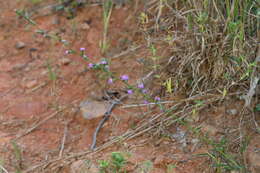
[[226, 109, 238, 115], [15, 41, 26, 49], [59, 57, 71, 66], [81, 23, 90, 30], [79, 99, 109, 120], [23, 80, 38, 89]]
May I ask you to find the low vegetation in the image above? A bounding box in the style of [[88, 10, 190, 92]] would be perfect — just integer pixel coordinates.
[[9, 0, 259, 172]]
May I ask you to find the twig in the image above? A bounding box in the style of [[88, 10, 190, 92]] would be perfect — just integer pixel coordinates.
[[26, 82, 47, 94], [24, 95, 222, 172], [121, 100, 177, 108], [59, 122, 69, 158], [15, 107, 67, 140], [0, 87, 16, 98], [90, 95, 128, 150], [0, 165, 9, 173], [243, 43, 260, 107], [111, 45, 142, 59], [121, 92, 231, 108]]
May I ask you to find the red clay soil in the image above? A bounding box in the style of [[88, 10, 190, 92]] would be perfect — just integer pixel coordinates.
[[0, 1, 259, 173]]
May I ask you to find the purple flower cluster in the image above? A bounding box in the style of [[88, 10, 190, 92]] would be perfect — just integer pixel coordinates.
[[108, 78, 113, 84], [120, 75, 129, 81], [143, 100, 149, 104], [88, 63, 94, 68], [100, 60, 107, 65], [127, 90, 133, 94], [137, 83, 144, 89], [154, 96, 161, 101]]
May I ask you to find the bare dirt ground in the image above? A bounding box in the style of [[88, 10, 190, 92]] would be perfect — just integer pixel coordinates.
[[0, 1, 259, 173]]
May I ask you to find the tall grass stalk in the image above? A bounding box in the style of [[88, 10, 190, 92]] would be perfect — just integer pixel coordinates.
[[100, 0, 113, 54]]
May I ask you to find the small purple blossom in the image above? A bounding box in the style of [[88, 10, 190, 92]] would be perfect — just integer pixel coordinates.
[[100, 60, 107, 65], [143, 100, 149, 104], [80, 47, 85, 51], [88, 63, 94, 68], [127, 90, 133, 94], [137, 83, 144, 89], [142, 89, 147, 93], [65, 50, 69, 54], [108, 78, 113, 84], [120, 75, 129, 81], [154, 96, 161, 101]]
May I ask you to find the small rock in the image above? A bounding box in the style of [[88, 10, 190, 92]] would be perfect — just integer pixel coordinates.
[[23, 80, 38, 89], [81, 23, 90, 30], [226, 109, 238, 115], [15, 41, 26, 49], [80, 100, 110, 120], [41, 70, 49, 76], [59, 57, 71, 66]]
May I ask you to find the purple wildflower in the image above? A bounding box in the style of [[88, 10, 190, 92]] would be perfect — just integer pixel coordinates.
[[65, 50, 69, 54], [88, 63, 94, 68], [155, 96, 161, 101], [80, 47, 85, 51], [120, 75, 129, 81], [137, 83, 144, 89], [142, 89, 147, 93], [100, 60, 107, 65], [143, 100, 149, 104], [127, 90, 133, 94], [108, 78, 113, 84]]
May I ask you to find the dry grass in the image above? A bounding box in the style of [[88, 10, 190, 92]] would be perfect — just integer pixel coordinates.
[[140, 0, 258, 97]]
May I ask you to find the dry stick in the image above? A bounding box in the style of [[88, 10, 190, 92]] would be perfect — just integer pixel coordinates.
[[0, 87, 16, 98], [90, 95, 128, 150], [15, 107, 67, 140], [111, 45, 142, 59], [121, 92, 225, 108], [244, 43, 260, 107], [24, 95, 221, 172], [59, 123, 69, 158], [0, 165, 9, 173]]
